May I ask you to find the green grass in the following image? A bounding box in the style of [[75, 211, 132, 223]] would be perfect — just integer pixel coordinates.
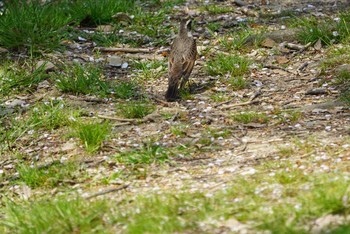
[[0, 0, 71, 53], [170, 124, 188, 137], [272, 109, 302, 124], [321, 45, 350, 104], [0, 62, 48, 96], [201, 5, 233, 14], [228, 76, 248, 90], [115, 141, 168, 164], [133, 59, 167, 81], [113, 81, 140, 99], [55, 63, 110, 97], [207, 22, 221, 32], [209, 92, 230, 102], [218, 29, 253, 52], [1, 196, 109, 234], [2, 151, 350, 233], [232, 111, 269, 124], [116, 100, 155, 119], [129, 8, 171, 45], [73, 121, 111, 153], [15, 161, 80, 189], [0, 100, 78, 152], [207, 54, 251, 77], [69, 0, 135, 27], [27, 100, 77, 130], [297, 17, 337, 45]]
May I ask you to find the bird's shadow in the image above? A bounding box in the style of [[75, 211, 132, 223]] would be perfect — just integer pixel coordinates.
[[189, 79, 216, 94]]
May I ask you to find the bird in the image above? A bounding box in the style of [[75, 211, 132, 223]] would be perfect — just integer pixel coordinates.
[[165, 18, 197, 101]]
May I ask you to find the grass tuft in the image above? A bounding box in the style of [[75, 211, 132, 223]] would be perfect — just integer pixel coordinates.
[[115, 141, 168, 164], [207, 54, 251, 77], [116, 100, 155, 119], [69, 0, 135, 27], [113, 81, 140, 99], [0, 62, 48, 96], [0, 0, 70, 52], [74, 121, 111, 153], [16, 161, 79, 188], [1, 196, 109, 233], [232, 111, 269, 124], [55, 63, 110, 97]]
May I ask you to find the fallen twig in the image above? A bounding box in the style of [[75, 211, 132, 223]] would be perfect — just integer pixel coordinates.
[[219, 89, 261, 110], [66, 95, 108, 103], [85, 184, 129, 199], [263, 65, 295, 74], [98, 111, 160, 124], [219, 100, 259, 110], [95, 47, 154, 53]]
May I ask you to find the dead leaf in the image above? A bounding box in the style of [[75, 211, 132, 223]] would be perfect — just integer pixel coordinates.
[[276, 56, 289, 64], [96, 25, 114, 33], [261, 37, 277, 48], [314, 39, 322, 51]]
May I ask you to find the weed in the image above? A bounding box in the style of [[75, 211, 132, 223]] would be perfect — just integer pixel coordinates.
[[16, 161, 79, 188], [28, 100, 77, 130], [133, 59, 167, 81], [55, 63, 110, 97], [1, 196, 109, 233], [277, 146, 295, 158], [129, 8, 171, 45], [73, 121, 111, 153], [296, 17, 337, 45], [113, 81, 140, 99], [207, 128, 231, 138], [116, 100, 155, 119], [69, 0, 135, 26], [207, 22, 221, 32], [202, 5, 233, 14], [0, 0, 70, 52], [179, 89, 193, 100], [170, 124, 188, 137], [273, 109, 302, 124], [207, 54, 251, 77], [228, 76, 248, 90], [218, 29, 253, 52], [115, 141, 168, 164], [0, 62, 48, 96], [232, 111, 269, 124], [209, 92, 230, 102]]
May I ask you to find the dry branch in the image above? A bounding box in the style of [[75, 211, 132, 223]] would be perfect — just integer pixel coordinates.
[[219, 100, 259, 110], [85, 184, 129, 199], [95, 47, 154, 53], [98, 111, 160, 124]]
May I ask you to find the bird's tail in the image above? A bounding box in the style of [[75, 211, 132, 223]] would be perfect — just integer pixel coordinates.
[[165, 82, 179, 101]]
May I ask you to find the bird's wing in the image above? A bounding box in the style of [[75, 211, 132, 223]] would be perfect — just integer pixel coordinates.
[[181, 39, 197, 78]]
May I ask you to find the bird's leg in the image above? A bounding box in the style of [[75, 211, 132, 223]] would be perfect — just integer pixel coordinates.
[[179, 77, 189, 90]]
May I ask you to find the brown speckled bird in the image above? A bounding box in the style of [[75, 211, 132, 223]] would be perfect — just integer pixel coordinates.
[[165, 18, 197, 101]]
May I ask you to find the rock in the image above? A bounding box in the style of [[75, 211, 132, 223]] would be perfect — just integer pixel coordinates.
[[121, 62, 128, 69], [37, 80, 51, 89], [261, 37, 277, 48], [276, 56, 289, 64], [305, 88, 328, 95], [311, 214, 346, 234], [107, 55, 123, 67], [335, 64, 350, 75], [222, 20, 239, 28], [5, 99, 26, 108], [0, 47, 8, 53], [36, 60, 55, 72], [96, 25, 114, 33], [314, 39, 322, 51], [112, 12, 132, 24]]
